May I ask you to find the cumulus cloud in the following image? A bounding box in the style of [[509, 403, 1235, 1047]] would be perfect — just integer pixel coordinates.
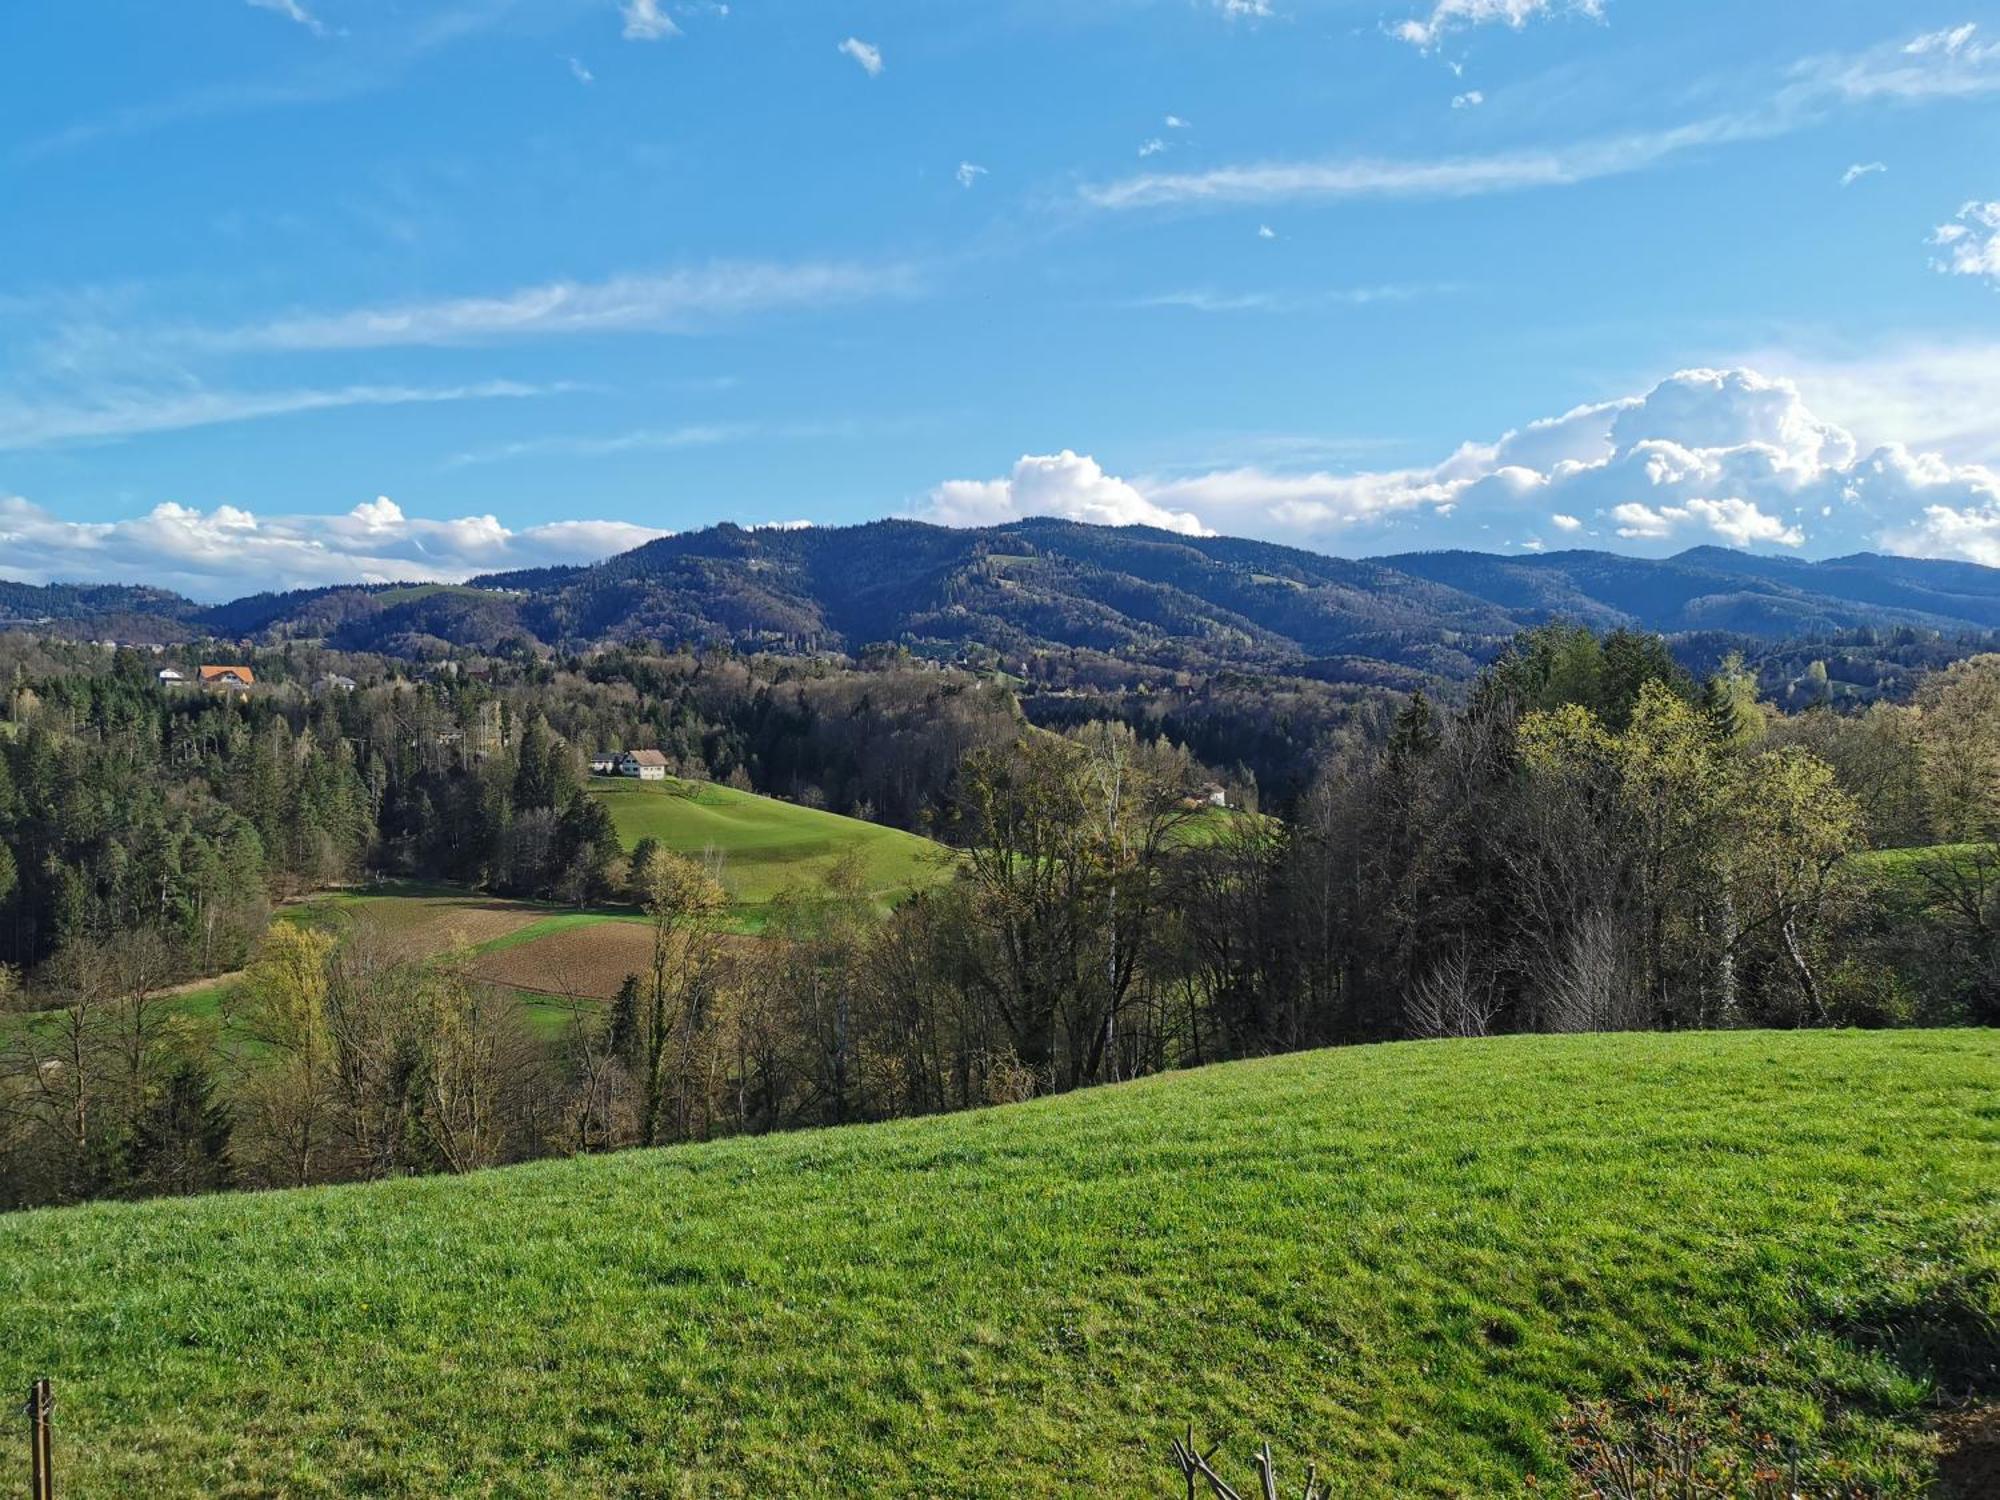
[[915, 368, 2000, 566], [1393, 0, 1603, 52], [1452, 90, 1485, 108], [0, 495, 669, 599], [837, 37, 883, 76], [1932, 201, 2000, 284], [620, 0, 680, 41], [1139, 138, 1167, 157], [922, 451, 1210, 535]]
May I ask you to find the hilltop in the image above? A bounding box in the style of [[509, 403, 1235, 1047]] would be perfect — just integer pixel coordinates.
[[0, 1028, 1991, 1496], [7, 520, 2000, 686]]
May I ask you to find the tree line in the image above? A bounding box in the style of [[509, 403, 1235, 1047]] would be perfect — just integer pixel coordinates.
[[0, 627, 1994, 1210]]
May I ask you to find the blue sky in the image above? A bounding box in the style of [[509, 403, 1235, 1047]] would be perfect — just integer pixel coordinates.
[[3, 0, 2000, 596]]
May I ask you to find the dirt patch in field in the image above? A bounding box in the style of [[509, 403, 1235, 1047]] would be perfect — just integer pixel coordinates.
[[348, 898, 544, 961], [469, 920, 655, 1000]]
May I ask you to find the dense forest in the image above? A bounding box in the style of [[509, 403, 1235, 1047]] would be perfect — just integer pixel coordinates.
[[0, 620, 1994, 1211]]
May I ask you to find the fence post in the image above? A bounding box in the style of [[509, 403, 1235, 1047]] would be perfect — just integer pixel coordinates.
[[27, 1379, 51, 1500]]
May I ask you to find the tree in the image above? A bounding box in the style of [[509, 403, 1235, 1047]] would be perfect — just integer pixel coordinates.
[[1726, 749, 1863, 1024], [236, 923, 337, 1186], [124, 1062, 233, 1197], [638, 851, 729, 1145]]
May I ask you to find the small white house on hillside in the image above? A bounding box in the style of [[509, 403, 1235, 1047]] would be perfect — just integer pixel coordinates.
[[619, 749, 669, 781]]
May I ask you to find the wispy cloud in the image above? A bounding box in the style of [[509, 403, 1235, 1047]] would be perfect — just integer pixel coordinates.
[[1393, 0, 1604, 52], [444, 422, 758, 468], [21, 1, 526, 159], [956, 161, 988, 188], [442, 417, 862, 469], [0, 380, 556, 451], [1133, 283, 1453, 312], [620, 0, 680, 41], [568, 56, 595, 84], [1216, 1, 1273, 19], [245, 0, 329, 37], [1452, 90, 1485, 108], [1933, 201, 2000, 285], [1082, 117, 1757, 210], [1840, 161, 1885, 187], [1084, 21, 2000, 213], [838, 37, 884, 76], [176, 260, 920, 353], [1138, 138, 1167, 158]]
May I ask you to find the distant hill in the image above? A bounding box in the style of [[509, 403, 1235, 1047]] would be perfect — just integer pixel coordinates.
[[7, 519, 2000, 682]]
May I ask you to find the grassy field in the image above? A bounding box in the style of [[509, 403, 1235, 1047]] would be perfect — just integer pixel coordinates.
[[588, 775, 953, 909], [0, 1029, 1991, 1497], [1850, 843, 1997, 895]]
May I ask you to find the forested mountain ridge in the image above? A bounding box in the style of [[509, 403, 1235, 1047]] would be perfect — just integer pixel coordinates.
[[7, 519, 2000, 676]]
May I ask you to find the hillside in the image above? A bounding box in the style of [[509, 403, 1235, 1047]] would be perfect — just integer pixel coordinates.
[[10, 520, 2000, 685], [588, 775, 952, 910], [0, 1029, 1991, 1496]]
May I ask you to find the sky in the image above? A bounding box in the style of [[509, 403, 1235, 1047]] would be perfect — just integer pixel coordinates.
[[3, 0, 2000, 598]]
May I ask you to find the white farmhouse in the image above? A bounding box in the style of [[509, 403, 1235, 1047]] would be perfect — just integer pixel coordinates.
[[619, 749, 670, 781]]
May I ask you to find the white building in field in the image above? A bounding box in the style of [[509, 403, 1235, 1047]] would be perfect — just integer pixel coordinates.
[[619, 749, 669, 781]]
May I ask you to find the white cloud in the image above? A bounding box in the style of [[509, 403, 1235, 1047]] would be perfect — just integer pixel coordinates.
[[1733, 339, 2000, 464], [180, 260, 918, 352], [1165, 115, 1191, 129], [0, 380, 553, 451], [914, 368, 2000, 566], [1394, 0, 1604, 52], [568, 56, 595, 84], [1840, 161, 1885, 186], [1086, 22, 2000, 214], [1257, 224, 1277, 239], [1797, 21, 2000, 103], [620, 0, 681, 41], [1932, 201, 2000, 285], [837, 37, 883, 76], [1082, 116, 1763, 210], [1451, 90, 1485, 108], [1139, 138, 1167, 157], [1135, 283, 1447, 312], [0, 494, 670, 599], [955, 161, 988, 188], [922, 451, 1210, 535], [245, 0, 327, 37], [1612, 497, 1803, 547], [1217, 0, 1273, 18]]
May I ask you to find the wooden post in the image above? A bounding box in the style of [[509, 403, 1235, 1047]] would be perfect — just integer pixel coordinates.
[[28, 1379, 52, 1500]]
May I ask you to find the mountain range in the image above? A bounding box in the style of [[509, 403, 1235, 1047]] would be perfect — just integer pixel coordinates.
[[6, 518, 2000, 683]]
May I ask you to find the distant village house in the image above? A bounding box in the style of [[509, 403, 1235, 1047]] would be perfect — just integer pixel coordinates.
[[155, 667, 186, 686], [618, 749, 669, 781], [198, 665, 256, 692]]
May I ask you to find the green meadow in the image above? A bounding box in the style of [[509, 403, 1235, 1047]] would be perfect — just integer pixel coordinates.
[[0, 1028, 1991, 1496], [588, 775, 953, 909]]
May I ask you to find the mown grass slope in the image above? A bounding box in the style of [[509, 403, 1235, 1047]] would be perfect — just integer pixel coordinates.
[[588, 775, 952, 908], [0, 1030, 1992, 1497]]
